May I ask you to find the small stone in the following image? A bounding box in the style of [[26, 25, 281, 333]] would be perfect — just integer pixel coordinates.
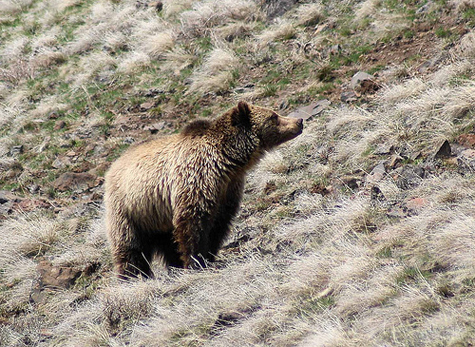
[[312, 99, 331, 116], [434, 139, 451, 158], [373, 143, 393, 155], [329, 44, 341, 55], [416, 1, 433, 14], [366, 161, 386, 183], [53, 172, 97, 192], [388, 154, 403, 169], [10, 145, 24, 156], [340, 90, 357, 103], [28, 184, 40, 194], [54, 120, 66, 131], [457, 133, 475, 148], [149, 1, 163, 11], [36, 260, 81, 289], [350, 71, 373, 88], [406, 197, 428, 210], [140, 101, 155, 111], [52, 158, 67, 169], [350, 71, 378, 94], [145, 121, 166, 134]]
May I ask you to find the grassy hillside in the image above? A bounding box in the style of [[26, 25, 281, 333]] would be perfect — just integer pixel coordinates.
[[1, 0, 475, 345]]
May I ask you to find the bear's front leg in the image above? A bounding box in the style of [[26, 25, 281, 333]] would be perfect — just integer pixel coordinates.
[[207, 178, 245, 261], [172, 203, 214, 269]]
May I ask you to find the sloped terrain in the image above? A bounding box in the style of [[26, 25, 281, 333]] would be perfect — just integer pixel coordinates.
[[1, 0, 475, 346]]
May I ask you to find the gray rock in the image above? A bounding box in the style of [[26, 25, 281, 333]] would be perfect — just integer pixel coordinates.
[[145, 121, 167, 134], [393, 165, 425, 190], [287, 100, 331, 120], [350, 71, 379, 93], [28, 184, 40, 194], [53, 172, 98, 192], [416, 1, 433, 14], [329, 44, 341, 55], [341, 90, 357, 103], [366, 161, 386, 183], [0, 191, 18, 216], [373, 143, 393, 155], [52, 158, 68, 169], [457, 149, 475, 171]]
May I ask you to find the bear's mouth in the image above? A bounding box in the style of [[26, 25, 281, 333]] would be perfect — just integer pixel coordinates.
[[283, 126, 303, 142], [293, 122, 304, 136]]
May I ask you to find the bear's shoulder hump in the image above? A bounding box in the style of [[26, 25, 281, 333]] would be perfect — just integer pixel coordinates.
[[181, 119, 211, 136]]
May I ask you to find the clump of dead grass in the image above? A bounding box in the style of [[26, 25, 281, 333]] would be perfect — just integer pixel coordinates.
[[180, 0, 260, 37], [256, 20, 296, 46], [294, 3, 324, 27], [187, 47, 239, 94], [0, 212, 67, 257]]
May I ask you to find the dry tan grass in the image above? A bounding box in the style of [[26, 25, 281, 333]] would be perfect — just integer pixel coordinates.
[[142, 30, 176, 59], [0, 0, 34, 14], [354, 0, 382, 21], [188, 47, 239, 94], [256, 20, 296, 46], [294, 3, 324, 27], [1, 1, 475, 346], [162, 0, 194, 18], [161, 47, 198, 75], [451, 0, 475, 11], [180, 0, 260, 37]]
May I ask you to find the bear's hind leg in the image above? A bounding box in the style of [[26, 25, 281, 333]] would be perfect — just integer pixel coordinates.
[[154, 233, 184, 268]]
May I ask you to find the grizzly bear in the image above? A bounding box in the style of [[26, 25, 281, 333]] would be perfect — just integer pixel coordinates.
[[104, 101, 303, 279]]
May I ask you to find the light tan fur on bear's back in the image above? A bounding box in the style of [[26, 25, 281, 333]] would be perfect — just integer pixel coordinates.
[[105, 133, 225, 237]]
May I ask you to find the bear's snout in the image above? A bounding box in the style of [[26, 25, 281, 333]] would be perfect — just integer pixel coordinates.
[[296, 118, 303, 131]]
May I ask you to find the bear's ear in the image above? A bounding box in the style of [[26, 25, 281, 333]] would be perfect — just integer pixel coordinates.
[[231, 101, 251, 126]]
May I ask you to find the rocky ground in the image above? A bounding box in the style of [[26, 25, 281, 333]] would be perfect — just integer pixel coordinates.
[[1, 0, 475, 346]]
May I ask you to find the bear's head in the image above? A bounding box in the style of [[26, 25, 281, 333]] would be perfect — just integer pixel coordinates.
[[231, 101, 303, 150]]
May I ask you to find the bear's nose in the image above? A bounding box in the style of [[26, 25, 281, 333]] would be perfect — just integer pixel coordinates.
[[296, 118, 303, 129]]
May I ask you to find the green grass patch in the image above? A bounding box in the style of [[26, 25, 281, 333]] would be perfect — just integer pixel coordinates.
[[463, 8, 475, 25], [262, 84, 277, 97], [376, 246, 393, 258], [396, 266, 432, 285], [106, 143, 131, 162], [435, 27, 450, 38]]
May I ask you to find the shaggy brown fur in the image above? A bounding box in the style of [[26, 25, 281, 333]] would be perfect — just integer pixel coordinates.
[[104, 101, 303, 279]]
